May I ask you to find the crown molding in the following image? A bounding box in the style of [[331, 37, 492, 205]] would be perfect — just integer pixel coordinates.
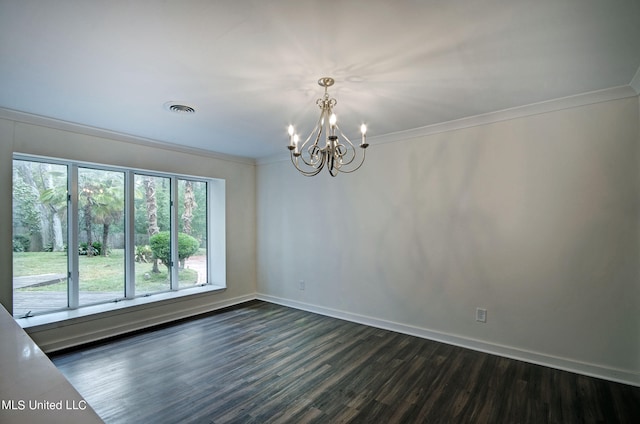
[[0, 107, 256, 166], [256, 152, 291, 166], [368, 85, 638, 147], [2, 83, 636, 168], [257, 85, 639, 165]]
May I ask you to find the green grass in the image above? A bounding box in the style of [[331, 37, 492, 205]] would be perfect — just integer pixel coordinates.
[[13, 251, 68, 276], [14, 249, 199, 293]]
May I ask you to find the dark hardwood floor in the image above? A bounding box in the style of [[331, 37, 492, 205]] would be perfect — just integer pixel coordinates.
[[51, 300, 640, 424]]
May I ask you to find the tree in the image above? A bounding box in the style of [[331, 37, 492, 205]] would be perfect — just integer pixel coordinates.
[[39, 163, 66, 252], [181, 180, 196, 235], [144, 177, 161, 272], [178, 180, 206, 247], [149, 232, 200, 274], [79, 183, 96, 256], [12, 166, 41, 251], [91, 175, 124, 256], [16, 161, 67, 252], [78, 170, 124, 257]]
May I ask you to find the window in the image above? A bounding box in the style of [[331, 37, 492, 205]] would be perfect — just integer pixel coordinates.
[[134, 174, 172, 295], [78, 167, 126, 306], [12, 160, 69, 315], [12, 155, 225, 319]]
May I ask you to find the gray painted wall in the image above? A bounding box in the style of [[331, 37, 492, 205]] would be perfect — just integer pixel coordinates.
[[257, 97, 640, 384]]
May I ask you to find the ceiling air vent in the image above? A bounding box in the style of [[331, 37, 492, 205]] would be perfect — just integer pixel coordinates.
[[164, 102, 196, 114]]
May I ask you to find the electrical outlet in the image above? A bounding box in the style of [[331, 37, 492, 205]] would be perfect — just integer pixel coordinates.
[[299, 280, 305, 291], [476, 308, 487, 323]]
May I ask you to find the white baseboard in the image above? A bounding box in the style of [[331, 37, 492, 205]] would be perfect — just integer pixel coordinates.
[[257, 293, 639, 387], [31, 290, 639, 387]]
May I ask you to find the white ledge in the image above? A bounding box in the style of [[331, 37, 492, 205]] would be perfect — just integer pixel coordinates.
[[17, 284, 226, 331]]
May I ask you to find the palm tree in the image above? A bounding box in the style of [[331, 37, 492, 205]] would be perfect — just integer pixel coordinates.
[[32, 162, 67, 252], [143, 177, 161, 272], [91, 175, 124, 256], [79, 170, 124, 256], [181, 180, 196, 235]]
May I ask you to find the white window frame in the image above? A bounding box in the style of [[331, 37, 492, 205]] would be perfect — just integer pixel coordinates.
[[12, 153, 226, 323]]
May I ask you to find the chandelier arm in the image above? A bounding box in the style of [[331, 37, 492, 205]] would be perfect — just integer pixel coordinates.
[[298, 147, 316, 167], [298, 119, 322, 152], [291, 122, 327, 174], [297, 110, 326, 167], [327, 152, 337, 176], [290, 151, 325, 177], [328, 159, 340, 176], [333, 125, 358, 167], [291, 154, 316, 176], [335, 147, 367, 174], [299, 133, 324, 168]]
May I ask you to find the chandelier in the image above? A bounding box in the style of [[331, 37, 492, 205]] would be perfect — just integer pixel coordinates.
[[287, 77, 369, 177]]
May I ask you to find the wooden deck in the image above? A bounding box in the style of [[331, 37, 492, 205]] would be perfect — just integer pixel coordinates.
[[12, 273, 75, 317], [12, 254, 206, 317], [13, 273, 66, 289], [12, 292, 123, 318]]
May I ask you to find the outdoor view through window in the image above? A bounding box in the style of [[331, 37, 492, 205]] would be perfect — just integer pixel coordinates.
[[12, 157, 214, 318]]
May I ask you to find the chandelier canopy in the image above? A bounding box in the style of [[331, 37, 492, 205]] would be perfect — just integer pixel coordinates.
[[287, 77, 368, 177]]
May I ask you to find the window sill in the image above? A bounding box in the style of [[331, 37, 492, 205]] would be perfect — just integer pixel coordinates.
[[16, 284, 226, 331]]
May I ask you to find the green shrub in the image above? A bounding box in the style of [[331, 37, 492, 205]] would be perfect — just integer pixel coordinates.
[[135, 244, 153, 263], [79, 241, 103, 256], [149, 232, 199, 270], [13, 235, 31, 252]]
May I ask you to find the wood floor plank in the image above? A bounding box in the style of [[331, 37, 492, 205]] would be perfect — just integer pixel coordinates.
[[51, 300, 640, 423]]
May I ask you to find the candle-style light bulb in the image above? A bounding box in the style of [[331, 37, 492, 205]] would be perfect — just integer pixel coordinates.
[[288, 125, 295, 149], [329, 113, 337, 137], [293, 134, 300, 154], [360, 123, 369, 148]]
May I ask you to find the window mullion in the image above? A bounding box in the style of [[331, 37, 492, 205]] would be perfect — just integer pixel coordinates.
[[170, 177, 179, 290], [68, 164, 79, 309], [124, 171, 135, 298]]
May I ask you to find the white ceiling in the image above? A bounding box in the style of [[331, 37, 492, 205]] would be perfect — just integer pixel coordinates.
[[1, 0, 639, 159]]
